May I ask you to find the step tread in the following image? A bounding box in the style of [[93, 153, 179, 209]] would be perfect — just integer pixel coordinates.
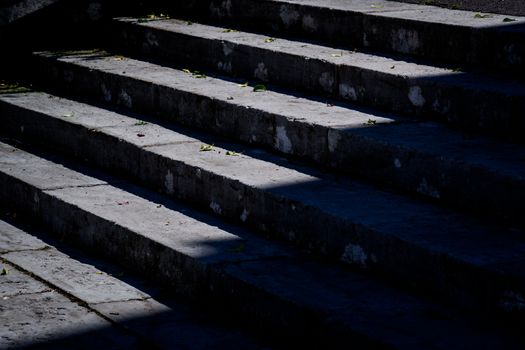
[[30, 51, 525, 181], [0, 218, 268, 349], [2, 91, 525, 280], [0, 142, 522, 349], [115, 17, 525, 95]]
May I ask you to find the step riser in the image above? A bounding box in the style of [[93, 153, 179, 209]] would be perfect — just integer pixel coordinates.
[[110, 19, 525, 138], [178, 0, 525, 76], [0, 162, 371, 348], [3, 98, 523, 319], [30, 54, 525, 229]]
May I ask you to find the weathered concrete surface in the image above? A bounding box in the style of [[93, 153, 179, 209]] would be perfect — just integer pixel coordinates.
[[108, 18, 525, 137], [391, 0, 525, 16], [15, 55, 525, 227], [0, 264, 138, 349], [0, 217, 272, 349], [173, 0, 525, 75], [2, 96, 525, 321], [0, 147, 523, 349]]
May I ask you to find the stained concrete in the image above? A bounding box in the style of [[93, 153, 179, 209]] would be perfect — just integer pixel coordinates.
[[0, 147, 523, 348]]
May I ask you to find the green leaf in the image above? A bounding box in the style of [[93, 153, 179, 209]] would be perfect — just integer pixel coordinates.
[[503, 17, 516, 22], [182, 68, 191, 74], [253, 84, 267, 92], [222, 28, 238, 33], [200, 144, 214, 152], [226, 150, 240, 156], [365, 119, 377, 125], [1, 267, 8, 276], [264, 37, 276, 43], [134, 121, 148, 126], [238, 82, 248, 88], [474, 13, 491, 19], [370, 4, 384, 8], [63, 112, 75, 118]]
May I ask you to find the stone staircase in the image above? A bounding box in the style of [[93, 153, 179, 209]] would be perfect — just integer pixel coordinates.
[[2, 0, 525, 348]]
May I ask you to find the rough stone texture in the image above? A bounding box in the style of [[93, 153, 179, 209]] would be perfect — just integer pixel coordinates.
[[0, 219, 49, 252], [2, 249, 150, 304], [0, 282, 137, 349], [392, 0, 525, 16], [0, 147, 523, 348], [109, 17, 525, 136], [2, 128, 525, 321], [173, 0, 525, 76], [13, 58, 525, 227], [0, 217, 271, 349]]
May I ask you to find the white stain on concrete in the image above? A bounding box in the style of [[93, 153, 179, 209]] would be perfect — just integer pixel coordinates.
[[118, 89, 132, 108], [279, 5, 300, 28], [391, 28, 420, 54], [408, 86, 425, 107], [394, 158, 402, 169], [146, 31, 159, 47], [101, 83, 112, 102], [319, 72, 334, 93], [275, 125, 292, 153], [240, 209, 249, 222], [501, 291, 525, 312], [302, 14, 318, 32], [254, 62, 268, 82], [210, 201, 222, 214], [339, 83, 357, 101], [341, 244, 368, 267], [417, 178, 440, 199], [222, 41, 235, 56], [327, 129, 341, 153], [164, 170, 174, 195]]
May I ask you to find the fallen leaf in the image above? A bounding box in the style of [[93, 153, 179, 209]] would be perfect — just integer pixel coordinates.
[[238, 82, 249, 88], [116, 201, 130, 205], [1, 268, 9, 276], [503, 17, 516, 22], [253, 84, 267, 92], [226, 150, 240, 156], [200, 144, 214, 152], [137, 133, 146, 137], [134, 121, 148, 126], [474, 13, 491, 19], [182, 68, 191, 74], [63, 112, 75, 118], [365, 119, 377, 125], [264, 37, 276, 43], [222, 28, 238, 33]]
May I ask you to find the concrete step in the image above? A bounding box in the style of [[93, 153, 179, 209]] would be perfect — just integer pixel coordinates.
[[108, 17, 525, 138], [2, 90, 525, 321], [391, 0, 525, 16], [0, 216, 269, 349], [173, 0, 525, 77], [0, 141, 523, 349], [25, 51, 525, 228]]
